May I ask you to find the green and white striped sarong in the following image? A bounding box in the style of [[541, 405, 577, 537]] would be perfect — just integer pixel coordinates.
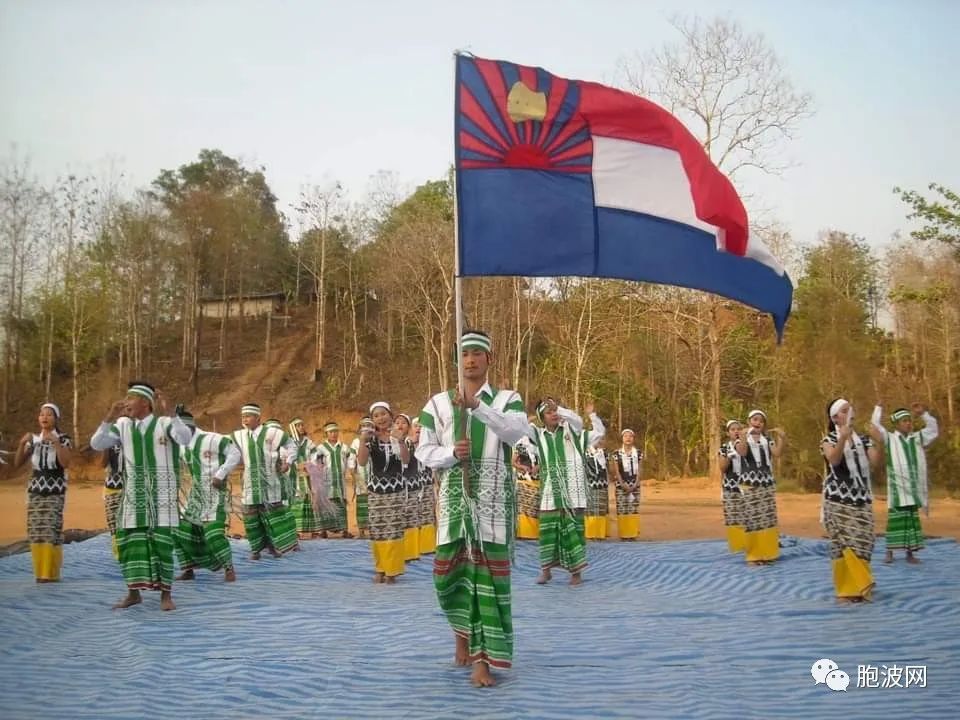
[[174, 509, 233, 571], [244, 503, 298, 554], [117, 527, 176, 592], [434, 540, 513, 668], [886, 505, 924, 551], [538, 510, 588, 572], [320, 498, 347, 532], [356, 494, 369, 529], [293, 472, 324, 533]]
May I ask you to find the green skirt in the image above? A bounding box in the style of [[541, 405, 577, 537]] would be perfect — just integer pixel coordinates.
[[538, 510, 587, 573], [356, 494, 369, 529], [243, 503, 298, 554], [174, 510, 233, 571], [293, 497, 324, 534], [433, 540, 513, 668], [886, 505, 924, 551], [117, 527, 176, 592]]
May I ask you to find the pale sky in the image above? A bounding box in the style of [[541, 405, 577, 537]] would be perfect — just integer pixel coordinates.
[[2, 0, 958, 250]]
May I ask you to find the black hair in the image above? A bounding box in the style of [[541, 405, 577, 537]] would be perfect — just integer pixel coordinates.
[[826, 398, 841, 432]]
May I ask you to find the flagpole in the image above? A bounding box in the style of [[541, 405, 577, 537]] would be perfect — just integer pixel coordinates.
[[452, 51, 470, 497], [452, 50, 465, 394]]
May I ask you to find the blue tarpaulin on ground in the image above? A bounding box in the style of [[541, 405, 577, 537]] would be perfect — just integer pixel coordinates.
[[1, 535, 956, 719]]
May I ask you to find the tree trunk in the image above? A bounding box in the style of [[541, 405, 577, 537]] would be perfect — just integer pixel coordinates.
[[265, 307, 273, 364], [218, 265, 228, 364], [707, 304, 722, 481], [316, 225, 328, 373], [190, 274, 201, 396]]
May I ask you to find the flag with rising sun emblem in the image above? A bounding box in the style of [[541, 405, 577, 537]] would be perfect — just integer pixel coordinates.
[[455, 53, 793, 336]]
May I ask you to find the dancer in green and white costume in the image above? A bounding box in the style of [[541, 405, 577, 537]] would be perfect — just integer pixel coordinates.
[[315, 421, 353, 538], [349, 417, 373, 538], [91, 381, 192, 612], [288, 418, 321, 539], [174, 412, 243, 582], [529, 398, 605, 587], [233, 404, 299, 559], [871, 403, 939, 564], [416, 330, 529, 688]]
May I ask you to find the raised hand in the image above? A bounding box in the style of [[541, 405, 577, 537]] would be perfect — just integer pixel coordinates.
[[155, 390, 169, 415], [911, 402, 927, 416], [106, 399, 127, 422], [584, 401, 595, 416]]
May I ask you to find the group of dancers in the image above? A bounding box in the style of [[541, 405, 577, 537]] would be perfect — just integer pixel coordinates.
[[10, 329, 942, 685], [717, 400, 938, 603]]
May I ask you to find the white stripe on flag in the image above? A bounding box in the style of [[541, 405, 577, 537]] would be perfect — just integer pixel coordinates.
[[590, 135, 786, 277], [591, 136, 717, 237]]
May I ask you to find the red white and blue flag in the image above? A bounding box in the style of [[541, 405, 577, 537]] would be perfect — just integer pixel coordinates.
[[455, 54, 793, 336]]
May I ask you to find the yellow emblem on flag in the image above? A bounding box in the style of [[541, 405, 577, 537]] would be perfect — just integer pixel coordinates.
[[507, 81, 547, 123]]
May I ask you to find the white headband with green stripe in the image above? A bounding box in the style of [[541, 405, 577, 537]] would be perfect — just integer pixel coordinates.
[[127, 384, 155, 403], [890, 409, 912, 423], [461, 332, 492, 352], [241, 404, 262, 416]]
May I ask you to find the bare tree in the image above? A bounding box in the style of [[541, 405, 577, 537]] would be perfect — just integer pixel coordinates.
[[297, 181, 343, 381], [617, 15, 812, 480]]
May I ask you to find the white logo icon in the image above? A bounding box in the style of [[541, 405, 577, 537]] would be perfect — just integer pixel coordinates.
[[811, 658, 838, 685], [826, 669, 850, 692]]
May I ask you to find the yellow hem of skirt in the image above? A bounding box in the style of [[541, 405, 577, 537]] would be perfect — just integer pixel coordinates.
[[584, 515, 607, 539], [726, 525, 746, 553], [833, 547, 874, 599], [372, 538, 405, 577], [617, 515, 640, 539], [418, 524, 436, 554], [745, 527, 779, 562], [31, 543, 63, 581], [517, 515, 540, 539], [403, 527, 419, 560]]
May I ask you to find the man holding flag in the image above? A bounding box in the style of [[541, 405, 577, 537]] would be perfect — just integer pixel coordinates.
[[415, 330, 529, 687]]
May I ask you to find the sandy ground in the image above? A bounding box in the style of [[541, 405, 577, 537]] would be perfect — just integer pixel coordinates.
[[2, 476, 958, 546]]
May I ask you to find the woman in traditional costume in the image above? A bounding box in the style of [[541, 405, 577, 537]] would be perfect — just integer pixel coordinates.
[[821, 398, 883, 602], [13, 402, 73, 582], [357, 401, 409, 583]]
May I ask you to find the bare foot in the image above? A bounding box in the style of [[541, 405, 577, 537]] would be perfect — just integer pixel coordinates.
[[113, 591, 142, 610], [342, 531, 354, 539], [385, 576, 397, 584], [320, 531, 328, 539], [160, 591, 176, 611], [291, 544, 301, 552], [570, 572, 583, 587], [455, 635, 470, 666], [535, 570, 552, 585], [884, 552, 894, 564], [906, 554, 922, 565], [176, 569, 195, 581], [267, 546, 282, 558], [224, 568, 237, 582], [250, 551, 261, 561], [373, 573, 385, 584], [471, 661, 496, 687]]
